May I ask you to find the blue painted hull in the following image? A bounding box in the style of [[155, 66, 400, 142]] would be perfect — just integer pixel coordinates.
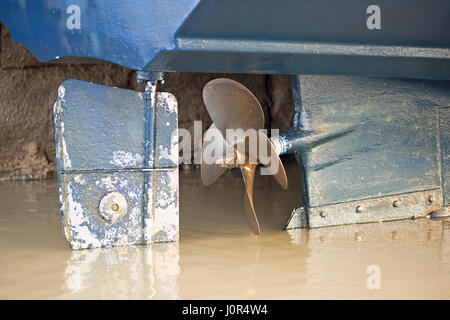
[[1, 0, 449, 79]]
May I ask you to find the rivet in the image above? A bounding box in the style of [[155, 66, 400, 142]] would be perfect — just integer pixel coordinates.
[[111, 203, 119, 212], [355, 205, 363, 213], [392, 200, 401, 208], [428, 195, 434, 203]]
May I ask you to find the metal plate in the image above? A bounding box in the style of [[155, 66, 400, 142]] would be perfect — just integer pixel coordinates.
[[54, 80, 179, 249], [286, 189, 449, 229], [439, 107, 450, 205], [291, 76, 449, 209]]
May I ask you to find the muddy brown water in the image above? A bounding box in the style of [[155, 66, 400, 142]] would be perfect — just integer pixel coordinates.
[[0, 164, 449, 299]]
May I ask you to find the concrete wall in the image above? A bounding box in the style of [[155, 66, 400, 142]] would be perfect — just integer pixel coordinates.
[[0, 23, 293, 181]]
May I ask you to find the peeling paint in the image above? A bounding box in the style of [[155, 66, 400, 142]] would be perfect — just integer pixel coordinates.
[[158, 92, 177, 115], [158, 145, 170, 161], [73, 174, 86, 185], [60, 121, 72, 169], [55, 79, 179, 249], [65, 183, 103, 249], [58, 85, 66, 101], [110, 150, 144, 167]]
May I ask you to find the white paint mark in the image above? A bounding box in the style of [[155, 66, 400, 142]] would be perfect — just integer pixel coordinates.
[[60, 122, 72, 169], [73, 174, 86, 185], [58, 85, 66, 101], [66, 183, 102, 248], [110, 150, 144, 167]]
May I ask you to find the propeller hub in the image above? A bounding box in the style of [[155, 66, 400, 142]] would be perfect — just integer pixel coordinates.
[[215, 149, 249, 168]]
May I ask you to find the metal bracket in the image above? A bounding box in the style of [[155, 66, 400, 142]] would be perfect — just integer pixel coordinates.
[[286, 189, 449, 229], [54, 79, 179, 249]]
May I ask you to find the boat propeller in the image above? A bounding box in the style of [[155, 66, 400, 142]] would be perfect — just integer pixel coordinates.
[[201, 78, 288, 235]]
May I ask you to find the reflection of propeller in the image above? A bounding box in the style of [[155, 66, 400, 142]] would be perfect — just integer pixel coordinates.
[[201, 78, 288, 235]]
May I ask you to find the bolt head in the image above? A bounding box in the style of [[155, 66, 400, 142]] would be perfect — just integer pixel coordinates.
[[355, 205, 363, 213], [99, 192, 127, 223], [393, 200, 401, 208], [428, 195, 434, 203]]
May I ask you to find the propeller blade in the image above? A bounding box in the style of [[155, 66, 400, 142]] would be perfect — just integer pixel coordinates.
[[201, 124, 228, 186], [241, 164, 260, 235], [257, 133, 288, 190], [203, 78, 265, 140]]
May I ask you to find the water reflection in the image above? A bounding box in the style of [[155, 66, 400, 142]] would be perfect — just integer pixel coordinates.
[[62, 242, 180, 299], [1, 169, 449, 299], [287, 218, 450, 299], [287, 217, 449, 246]]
